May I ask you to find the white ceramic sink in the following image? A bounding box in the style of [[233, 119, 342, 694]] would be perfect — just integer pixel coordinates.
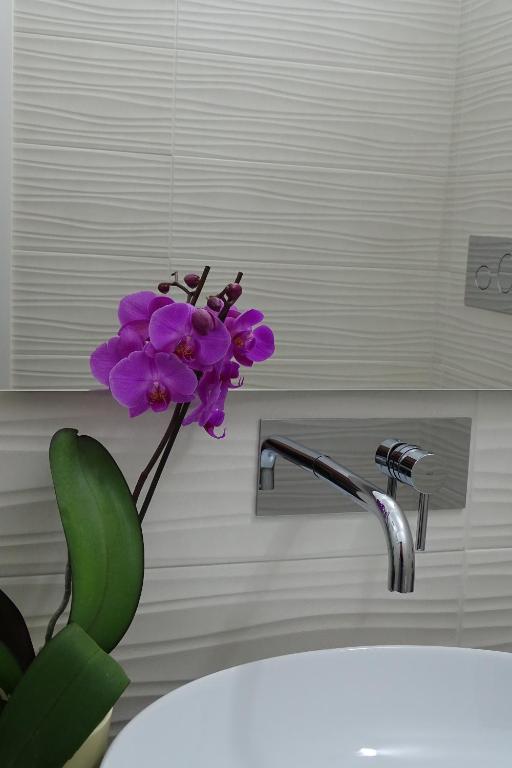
[[103, 646, 512, 767]]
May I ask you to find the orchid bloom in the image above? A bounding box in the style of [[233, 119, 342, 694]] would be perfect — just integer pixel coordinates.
[[118, 290, 174, 343], [183, 358, 243, 439], [89, 275, 275, 437], [90, 326, 143, 386], [109, 350, 198, 417], [149, 303, 230, 370], [225, 308, 275, 366]]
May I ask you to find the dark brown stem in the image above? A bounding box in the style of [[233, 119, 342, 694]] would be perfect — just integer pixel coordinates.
[[135, 267, 242, 523], [132, 403, 184, 503], [131, 266, 210, 505], [138, 402, 191, 522], [218, 272, 243, 322], [189, 266, 210, 304]]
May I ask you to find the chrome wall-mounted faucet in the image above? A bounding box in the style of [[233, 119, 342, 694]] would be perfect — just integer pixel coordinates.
[[375, 439, 447, 551], [259, 435, 415, 594]]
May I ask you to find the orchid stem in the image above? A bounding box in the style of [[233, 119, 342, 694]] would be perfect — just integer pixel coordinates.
[[132, 266, 210, 507], [132, 403, 184, 503], [44, 560, 71, 644], [138, 402, 190, 522], [134, 267, 243, 523]]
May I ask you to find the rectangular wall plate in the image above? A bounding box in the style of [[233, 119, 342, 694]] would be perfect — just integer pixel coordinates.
[[256, 418, 471, 517], [465, 235, 512, 314]]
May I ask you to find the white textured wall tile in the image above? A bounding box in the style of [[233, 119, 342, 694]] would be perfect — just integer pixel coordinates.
[[466, 392, 512, 549], [14, 34, 174, 154], [442, 174, 512, 252], [241, 358, 437, 391], [13, 144, 171, 256], [11, 145, 172, 387], [432, 0, 512, 388], [170, 157, 444, 388], [434, 269, 512, 389], [12, 251, 167, 358], [453, 69, 512, 175], [178, 0, 460, 78], [459, 0, 512, 75], [460, 549, 512, 651], [11, 0, 512, 389], [174, 51, 453, 174], [15, 0, 177, 48], [172, 157, 445, 271], [7, 0, 461, 389]]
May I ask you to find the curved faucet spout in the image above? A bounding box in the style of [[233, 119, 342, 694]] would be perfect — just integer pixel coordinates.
[[260, 436, 415, 593]]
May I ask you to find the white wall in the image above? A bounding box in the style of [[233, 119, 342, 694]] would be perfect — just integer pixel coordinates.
[[1, 389, 512, 734], [435, 0, 512, 387], [9, 0, 460, 388]]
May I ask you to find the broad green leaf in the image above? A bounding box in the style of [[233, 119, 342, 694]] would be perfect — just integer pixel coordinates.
[[50, 428, 144, 653], [0, 623, 129, 768], [0, 589, 35, 674], [0, 644, 23, 696]]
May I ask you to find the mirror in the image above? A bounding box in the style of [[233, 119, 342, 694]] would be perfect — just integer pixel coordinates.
[[2, 1, 512, 389]]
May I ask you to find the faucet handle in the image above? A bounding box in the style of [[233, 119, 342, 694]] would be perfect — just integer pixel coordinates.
[[375, 439, 447, 552], [375, 438, 403, 499]]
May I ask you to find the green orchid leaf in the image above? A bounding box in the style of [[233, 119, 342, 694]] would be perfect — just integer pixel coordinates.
[[0, 623, 129, 768], [0, 589, 35, 674], [50, 428, 144, 653], [0, 644, 23, 696]]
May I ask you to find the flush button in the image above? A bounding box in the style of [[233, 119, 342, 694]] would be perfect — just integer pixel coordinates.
[[497, 253, 512, 294], [465, 236, 512, 314], [475, 265, 492, 290]]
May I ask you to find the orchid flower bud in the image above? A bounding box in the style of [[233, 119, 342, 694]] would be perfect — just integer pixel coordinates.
[[158, 282, 171, 294], [191, 308, 212, 336], [225, 282, 243, 301], [184, 273, 201, 288], [207, 296, 224, 312]]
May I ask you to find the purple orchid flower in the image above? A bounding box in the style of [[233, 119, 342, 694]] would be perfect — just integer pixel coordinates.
[[90, 325, 143, 387], [89, 277, 275, 441], [118, 291, 174, 343], [109, 350, 198, 418], [183, 357, 243, 438], [225, 308, 274, 367], [149, 303, 230, 370]]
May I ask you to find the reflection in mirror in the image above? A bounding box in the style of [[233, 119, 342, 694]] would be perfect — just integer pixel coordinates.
[[2, 1, 512, 388]]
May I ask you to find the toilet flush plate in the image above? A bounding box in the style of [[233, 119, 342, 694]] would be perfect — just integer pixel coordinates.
[[465, 236, 512, 314]]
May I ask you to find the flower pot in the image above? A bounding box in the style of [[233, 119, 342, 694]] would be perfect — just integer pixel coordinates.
[[64, 709, 112, 768]]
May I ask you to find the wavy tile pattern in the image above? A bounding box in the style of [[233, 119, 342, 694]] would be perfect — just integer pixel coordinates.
[[11, 0, 512, 388], [466, 394, 512, 549], [178, 0, 460, 78], [458, 0, 512, 75], [171, 157, 445, 271], [15, 0, 177, 48], [433, 1, 512, 387], [10, 0, 461, 388], [14, 34, 174, 154], [13, 144, 171, 256], [460, 549, 512, 652], [174, 51, 453, 173], [2, 389, 511, 731]]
